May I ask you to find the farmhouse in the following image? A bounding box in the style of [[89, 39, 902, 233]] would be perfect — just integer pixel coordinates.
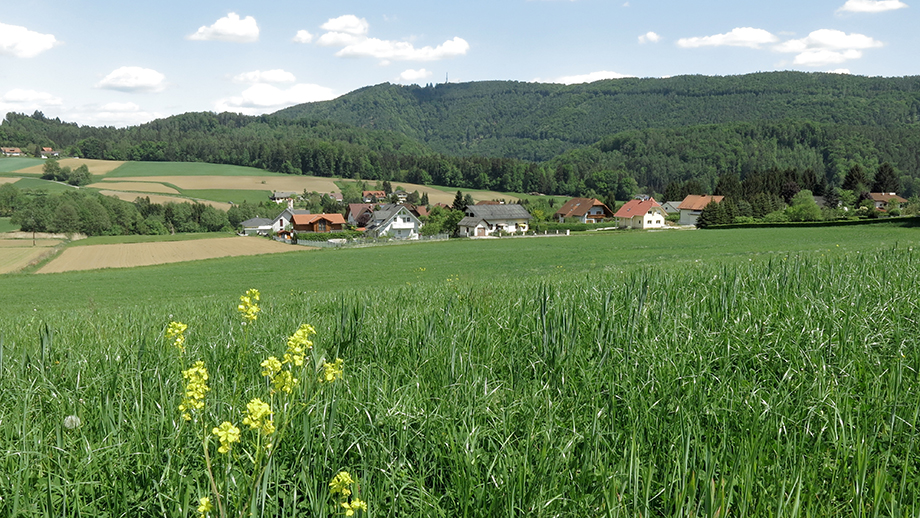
[[678, 195, 724, 226], [1, 147, 22, 156], [868, 192, 908, 210], [41, 147, 59, 158], [291, 213, 346, 233], [458, 204, 532, 237], [614, 198, 667, 229], [363, 190, 386, 203], [240, 217, 273, 236], [553, 198, 614, 223], [365, 204, 423, 239], [272, 208, 311, 233], [347, 203, 375, 227], [270, 192, 298, 205]]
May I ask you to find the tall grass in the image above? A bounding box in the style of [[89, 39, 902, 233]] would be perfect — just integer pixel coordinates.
[[2, 248, 920, 516]]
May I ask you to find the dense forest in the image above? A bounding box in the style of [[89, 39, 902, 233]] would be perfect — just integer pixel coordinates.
[[2, 71, 920, 199]]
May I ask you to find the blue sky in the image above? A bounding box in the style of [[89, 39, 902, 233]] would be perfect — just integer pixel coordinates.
[[1, 0, 915, 127]]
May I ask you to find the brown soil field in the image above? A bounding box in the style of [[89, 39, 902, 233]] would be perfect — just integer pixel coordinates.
[[0, 177, 18, 184], [98, 190, 231, 209], [88, 181, 180, 194], [0, 239, 62, 274], [16, 158, 125, 176], [37, 236, 308, 273]]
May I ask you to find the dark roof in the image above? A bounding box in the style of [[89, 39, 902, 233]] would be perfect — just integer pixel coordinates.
[[241, 217, 272, 227], [466, 204, 532, 220]]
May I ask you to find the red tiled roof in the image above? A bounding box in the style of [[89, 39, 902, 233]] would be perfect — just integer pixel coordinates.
[[554, 197, 612, 218], [614, 198, 662, 218], [677, 195, 724, 211], [292, 213, 346, 225], [869, 192, 907, 203]]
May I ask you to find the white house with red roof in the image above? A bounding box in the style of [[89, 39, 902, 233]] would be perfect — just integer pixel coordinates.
[[614, 198, 667, 229]]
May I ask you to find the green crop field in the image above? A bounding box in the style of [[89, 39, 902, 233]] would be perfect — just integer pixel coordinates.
[[0, 217, 18, 233], [3, 223, 920, 516], [11, 177, 79, 193], [106, 161, 287, 178], [0, 157, 44, 172]]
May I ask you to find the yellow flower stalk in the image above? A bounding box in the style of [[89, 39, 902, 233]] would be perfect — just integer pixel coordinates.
[[212, 421, 241, 454], [165, 321, 188, 351], [197, 496, 212, 516], [179, 361, 209, 421], [342, 498, 368, 516], [238, 289, 261, 323], [284, 324, 315, 366], [320, 358, 344, 383], [261, 356, 282, 378], [242, 398, 275, 435], [329, 471, 355, 497]]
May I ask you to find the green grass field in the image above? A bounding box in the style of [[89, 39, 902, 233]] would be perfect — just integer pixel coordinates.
[[106, 161, 288, 177], [3, 223, 920, 516], [0, 157, 44, 172], [0, 217, 18, 233], [11, 177, 80, 193]]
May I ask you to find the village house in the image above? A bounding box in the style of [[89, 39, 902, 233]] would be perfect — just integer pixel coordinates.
[[291, 213, 346, 233], [457, 204, 532, 237], [271, 208, 311, 233], [347, 203, 375, 227], [41, 147, 59, 158], [553, 198, 614, 223], [677, 195, 724, 226], [362, 190, 387, 203], [270, 192, 298, 205], [868, 192, 908, 210], [365, 204, 423, 239], [1, 147, 22, 156], [240, 217, 273, 236], [614, 198, 668, 229]]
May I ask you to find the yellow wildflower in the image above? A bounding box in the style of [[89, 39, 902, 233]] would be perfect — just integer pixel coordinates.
[[342, 498, 368, 516], [330, 471, 355, 496], [320, 358, 344, 383], [197, 496, 212, 516], [242, 398, 275, 435], [212, 421, 240, 454], [179, 361, 209, 421], [284, 324, 315, 366], [261, 356, 282, 378], [272, 370, 298, 394], [165, 321, 188, 351], [238, 289, 261, 323]]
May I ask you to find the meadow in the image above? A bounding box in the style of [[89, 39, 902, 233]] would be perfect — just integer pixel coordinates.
[[2, 223, 920, 516]]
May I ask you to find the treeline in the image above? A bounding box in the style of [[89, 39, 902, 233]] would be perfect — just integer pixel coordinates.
[[276, 72, 920, 161], [0, 183, 259, 236]]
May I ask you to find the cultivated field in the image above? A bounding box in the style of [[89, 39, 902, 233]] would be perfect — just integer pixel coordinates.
[[0, 238, 62, 274], [14, 158, 125, 176], [36, 235, 307, 273], [87, 181, 180, 194], [94, 189, 233, 208], [3, 224, 920, 516]]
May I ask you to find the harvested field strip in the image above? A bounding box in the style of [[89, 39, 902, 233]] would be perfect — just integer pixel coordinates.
[[88, 181, 180, 194], [37, 236, 308, 273], [131, 175, 341, 193], [97, 190, 231, 209], [0, 239, 62, 273], [14, 158, 125, 176]]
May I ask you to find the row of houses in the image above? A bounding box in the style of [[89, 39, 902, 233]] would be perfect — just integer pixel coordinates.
[[2, 147, 60, 157]]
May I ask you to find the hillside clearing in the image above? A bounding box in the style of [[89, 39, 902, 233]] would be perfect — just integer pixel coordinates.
[[37, 236, 308, 273], [14, 158, 126, 176]]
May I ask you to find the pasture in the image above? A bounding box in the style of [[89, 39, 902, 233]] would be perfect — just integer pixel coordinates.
[[2, 223, 920, 516]]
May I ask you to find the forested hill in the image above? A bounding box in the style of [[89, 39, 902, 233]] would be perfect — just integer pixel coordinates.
[[274, 72, 920, 161]]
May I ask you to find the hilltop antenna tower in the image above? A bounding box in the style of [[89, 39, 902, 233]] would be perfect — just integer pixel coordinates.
[[445, 72, 449, 84]]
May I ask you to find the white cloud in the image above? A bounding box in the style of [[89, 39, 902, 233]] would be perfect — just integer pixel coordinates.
[[677, 27, 778, 48], [69, 102, 161, 127], [0, 22, 58, 58], [316, 15, 469, 63], [215, 83, 338, 115], [775, 29, 883, 66], [0, 89, 63, 120], [233, 69, 296, 84], [96, 66, 167, 93], [293, 30, 314, 44], [838, 0, 908, 12], [399, 68, 433, 82], [638, 31, 661, 44], [337, 37, 470, 61], [547, 71, 633, 84], [188, 13, 259, 43], [321, 15, 370, 36]]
